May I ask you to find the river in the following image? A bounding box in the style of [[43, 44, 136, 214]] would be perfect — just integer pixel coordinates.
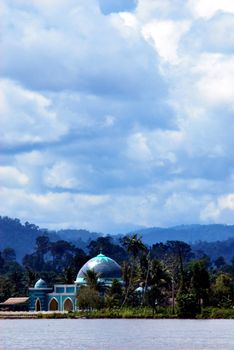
[[0, 319, 234, 349]]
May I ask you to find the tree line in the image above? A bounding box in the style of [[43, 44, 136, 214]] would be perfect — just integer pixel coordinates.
[[1, 234, 234, 317]]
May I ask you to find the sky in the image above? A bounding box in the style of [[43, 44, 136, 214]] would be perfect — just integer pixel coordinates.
[[1, 0, 234, 233]]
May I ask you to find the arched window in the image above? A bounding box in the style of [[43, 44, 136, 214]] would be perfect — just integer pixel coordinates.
[[49, 298, 59, 311], [35, 299, 41, 311], [64, 298, 74, 312]]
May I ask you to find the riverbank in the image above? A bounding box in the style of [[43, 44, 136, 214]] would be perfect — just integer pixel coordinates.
[[1, 307, 234, 319]]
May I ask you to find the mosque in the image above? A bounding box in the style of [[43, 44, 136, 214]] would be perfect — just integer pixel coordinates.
[[28, 252, 122, 312]]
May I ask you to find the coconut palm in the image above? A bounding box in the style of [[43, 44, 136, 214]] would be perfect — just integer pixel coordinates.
[[83, 269, 100, 291], [121, 234, 147, 306]]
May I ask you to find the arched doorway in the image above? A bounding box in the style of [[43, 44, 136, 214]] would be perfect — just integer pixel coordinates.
[[35, 299, 41, 311], [49, 298, 59, 311], [64, 298, 74, 312]]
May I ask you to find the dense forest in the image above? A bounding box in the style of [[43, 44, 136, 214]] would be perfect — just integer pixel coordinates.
[[1, 229, 234, 317], [1, 216, 234, 262], [0, 216, 99, 260]]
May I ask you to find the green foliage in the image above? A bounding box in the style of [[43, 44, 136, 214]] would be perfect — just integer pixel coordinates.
[[211, 272, 234, 307], [88, 236, 127, 263], [176, 291, 198, 318], [73, 307, 174, 319], [77, 286, 102, 310], [189, 259, 210, 306], [105, 279, 123, 308], [83, 269, 101, 291], [121, 234, 147, 259], [198, 307, 234, 319], [121, 234, 147, 306], [1, 225, 234, 319]]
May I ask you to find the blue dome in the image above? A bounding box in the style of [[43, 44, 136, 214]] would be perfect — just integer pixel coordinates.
[[75, 253, 122, 284], [34, 278, 47, 289]]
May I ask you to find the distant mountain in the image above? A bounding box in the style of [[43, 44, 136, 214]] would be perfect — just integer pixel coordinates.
[[57, 229, 100, 242], [56, 229, 101, 251], [131, 224, 234, 245], [0, 216, 58, 261], [192, 237, 234, 263], [0, 216, 101, 261], [2, 215, 234, 262]]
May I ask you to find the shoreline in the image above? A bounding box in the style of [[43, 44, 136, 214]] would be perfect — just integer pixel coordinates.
[[1, 307, 234, 320]]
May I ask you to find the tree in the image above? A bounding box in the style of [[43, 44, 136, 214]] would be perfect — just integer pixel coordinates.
[[35, 236, 50, 255], [61, 266, 76, 284], [77, 269, 103, 310], [142, 259, 170, 312], [214, 256, 227, 270], [189, 259, 210, 307], [165, 241, 192, 276], [211, 272, 234, 307], [2, 248, 16, 263], [121, 234, 147, 306], [24, 267, 38, 287], [121, 234, 147, 259], [88, 236, 127, 262], [105, 279, 123, 308], [77, 286, 102, 310], [83, 269, 101, 291], [50, 240, 76, 271], [176, 291, 198, 318]]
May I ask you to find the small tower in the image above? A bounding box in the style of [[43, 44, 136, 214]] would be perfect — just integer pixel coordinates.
[[28, 279, 53, 311]]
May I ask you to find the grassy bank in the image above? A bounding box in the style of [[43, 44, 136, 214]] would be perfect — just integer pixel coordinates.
[[72, 307, 176, 319], [36, 307, 234, 319], [197, 307, 234, 319], [1, 307, 234, 319]]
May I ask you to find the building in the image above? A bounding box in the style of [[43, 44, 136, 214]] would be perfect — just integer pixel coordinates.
[[0, 297, 29, 311], [28, 252, 122, 312]]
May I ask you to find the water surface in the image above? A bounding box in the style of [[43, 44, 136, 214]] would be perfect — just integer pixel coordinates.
[[0, 319, 234, 350]]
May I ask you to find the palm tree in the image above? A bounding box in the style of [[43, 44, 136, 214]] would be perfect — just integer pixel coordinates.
[[83, 269, 100, 291], [121, 234, 147, 259], [121, 234, 147, 306], [78, 269, 102, 310]]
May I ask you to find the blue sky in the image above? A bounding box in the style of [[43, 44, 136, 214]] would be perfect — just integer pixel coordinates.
[[1, 0, 234, 233]]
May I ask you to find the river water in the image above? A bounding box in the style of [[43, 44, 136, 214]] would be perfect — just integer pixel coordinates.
[[0, 319, 234, 350]]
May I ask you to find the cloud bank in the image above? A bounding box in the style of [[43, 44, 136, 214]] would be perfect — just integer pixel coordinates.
[[1, 0, 234, 233]]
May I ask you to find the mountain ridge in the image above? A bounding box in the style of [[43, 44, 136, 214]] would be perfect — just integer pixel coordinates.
[[1, 216, 234, 261]]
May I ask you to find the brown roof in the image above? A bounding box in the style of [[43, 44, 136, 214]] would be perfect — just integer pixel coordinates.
[[0, 297, 29, 305]]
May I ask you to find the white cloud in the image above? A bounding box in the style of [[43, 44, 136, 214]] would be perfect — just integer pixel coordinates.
[[136, 0, 179, 22], [201, 194, 234, 224], [195, 54, 234, 107], [0, 79, 67, 146], [142, 20, 190, 63], [126, 129, 181, 166], [43, 161, 82, 190], [0, 182, 213, 232], [15, 151, 46, 167], [183, 14, 234, 54], [0, 187, 110, 231], [0, 166, 29, 187], [188, 0, 234, 19], [127, 132, 153, 162], [1, 0, 234, 232], [2, 0, 161, 98]]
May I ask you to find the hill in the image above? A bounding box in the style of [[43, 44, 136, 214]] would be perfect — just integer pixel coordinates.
[[0, 216, 100, 261], [2, 216, 234, 262], [192, 238, 234, 263], [135, 224, 234, 245]]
